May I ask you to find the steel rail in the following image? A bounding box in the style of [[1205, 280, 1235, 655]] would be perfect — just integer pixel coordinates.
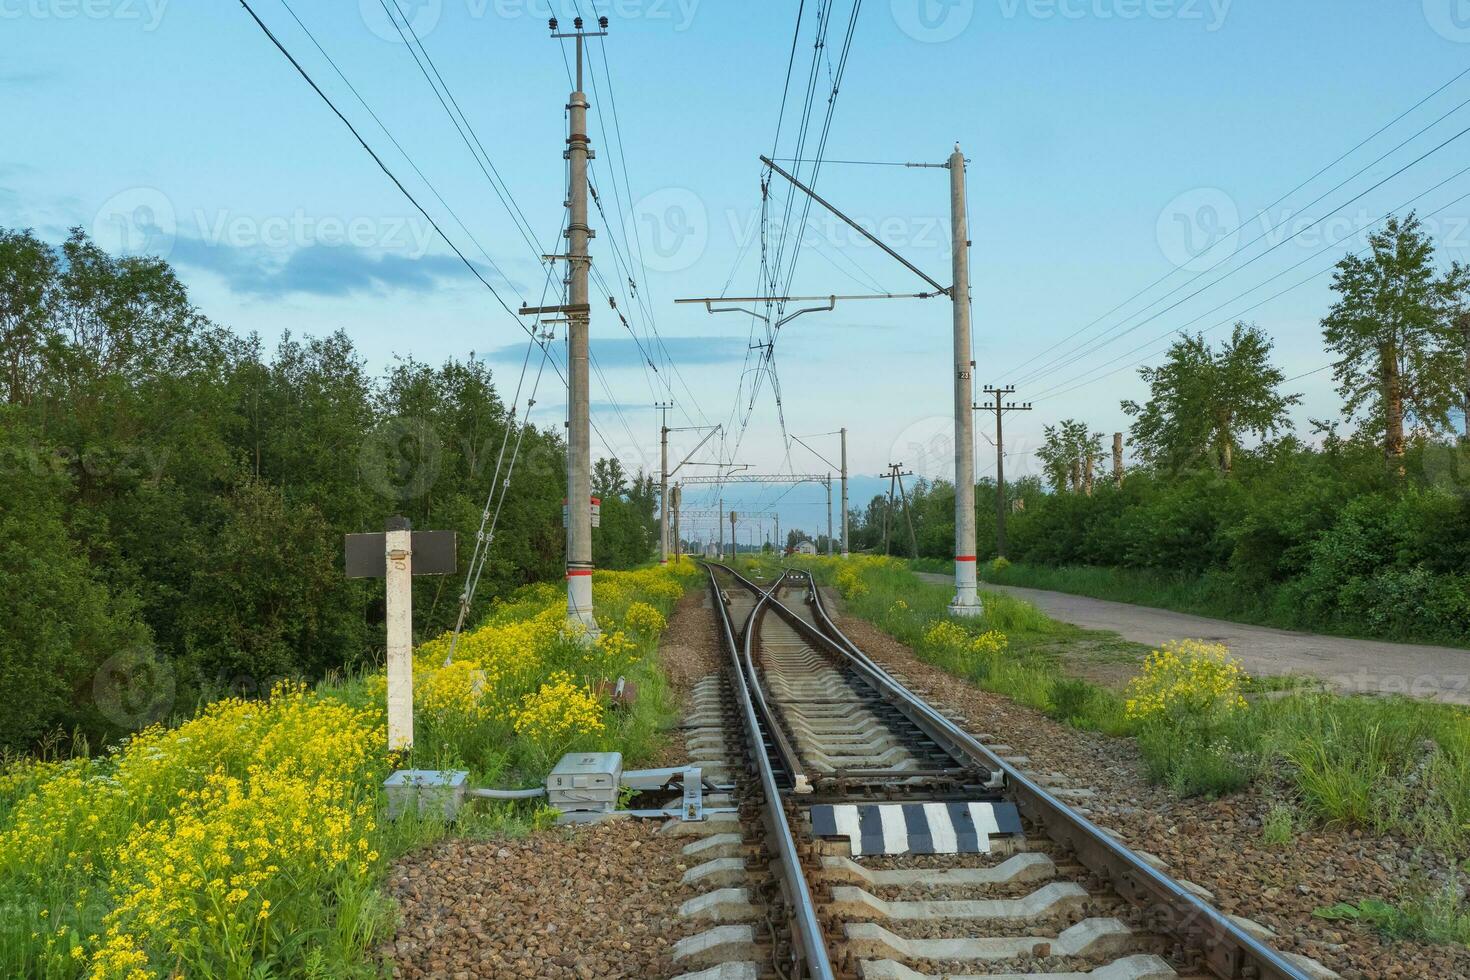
[[702, 564, 834, 980], [717, 568, 999, 788], [788, 567, 1312, 980], [736, 573, 812, 795]]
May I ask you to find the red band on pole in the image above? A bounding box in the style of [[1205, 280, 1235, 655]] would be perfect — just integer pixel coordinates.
[[566, 569, 594, 577], [954, 555, 977, 562]]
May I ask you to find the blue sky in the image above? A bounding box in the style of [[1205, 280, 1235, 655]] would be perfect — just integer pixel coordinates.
[[6, 1, 1470, 539]]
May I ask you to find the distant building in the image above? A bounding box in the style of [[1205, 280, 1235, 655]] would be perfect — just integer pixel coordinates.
[[795, 541, 818, 555]]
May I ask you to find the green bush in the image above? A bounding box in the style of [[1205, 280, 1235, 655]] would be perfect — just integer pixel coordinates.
[[1045, 678, 1096, 724], [854, 434, 1470, 646], [1137, 723, 1252, 797]]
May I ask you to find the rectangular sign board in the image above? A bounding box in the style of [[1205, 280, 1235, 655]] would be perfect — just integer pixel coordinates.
[[561, 496, 602, 529], [344, 530, 458, 579]]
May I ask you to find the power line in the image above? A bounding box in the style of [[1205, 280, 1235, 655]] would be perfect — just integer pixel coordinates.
[[376, 0, 544, 262], [1017, 118, 1470, 388], [274, 0, 517, 298], [245, 2, 642, 474], [240, 0, 527, 330], [1030, 181, 1470, 403], [1008, 68, 1470, 384]]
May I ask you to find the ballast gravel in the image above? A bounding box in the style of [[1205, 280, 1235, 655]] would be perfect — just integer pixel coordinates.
[[379, 820, 699, 979], [828, 591, 1470, 980]]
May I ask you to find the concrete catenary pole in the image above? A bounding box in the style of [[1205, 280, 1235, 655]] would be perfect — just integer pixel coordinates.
[[672, 484, 682, 560], [826, 476, 834, 557], [385, 516, 414, 751], [840, 428, 850, 558], [563, 27, 599, 638], [947, 144, 981, 618], [657, 403, 671, 564]]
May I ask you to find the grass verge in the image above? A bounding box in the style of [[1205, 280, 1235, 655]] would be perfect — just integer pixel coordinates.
[[792, 556, 1470, 862], [0, 561, 701, 979], [946, 558, 1470, 651]]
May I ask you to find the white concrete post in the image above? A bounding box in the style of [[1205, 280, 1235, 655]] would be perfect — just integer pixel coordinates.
[[659, 412, 669, 564], [826, 477, 834, 558], [564, 54, 599, 639], [840, 427, 850, 558], [948, 144, 982, 618], [385, 517, 414, 751]]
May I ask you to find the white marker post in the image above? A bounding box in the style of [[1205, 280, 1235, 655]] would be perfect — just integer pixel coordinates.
[[344, 518, 458, 755], [384, 516, 414, 751]]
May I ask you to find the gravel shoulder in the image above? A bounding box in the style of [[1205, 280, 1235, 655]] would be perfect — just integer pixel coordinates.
[[380, 586, 725, 979], [829, 588, 1470, 980], [914, 571, 1470, 705], [656, 587, 725, 714], [380, 821, 699, 979]]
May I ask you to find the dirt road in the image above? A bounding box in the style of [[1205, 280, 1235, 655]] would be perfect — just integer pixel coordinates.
[[915, 573, 1470, 704]]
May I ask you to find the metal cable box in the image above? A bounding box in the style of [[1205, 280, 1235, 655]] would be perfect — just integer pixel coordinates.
[[546, 752, 623, 813]]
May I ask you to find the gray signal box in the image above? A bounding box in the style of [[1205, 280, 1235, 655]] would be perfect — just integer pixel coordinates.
[[385, 769, 469, 820], [546, 752, 624, 814]]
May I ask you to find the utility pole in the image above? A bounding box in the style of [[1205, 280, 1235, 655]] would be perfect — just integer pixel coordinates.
[[672, 484, 682, 560], [1113, 432, 1125, 488], [895, 465, 919, 560], [948, 145, 981, 617], [826, 476, 834, 557], [881, 467, 894, 556], [729, 510, 738, 558], [546, 15, 608, 639], [882, 463, 919, 558], [840, 427, 850, 558], [718, 498, 724, 558], [791, 433, 850, 560], [978, 385, 1031, 559], [656, 401, 673, 564], [741, 150, 975, 603]]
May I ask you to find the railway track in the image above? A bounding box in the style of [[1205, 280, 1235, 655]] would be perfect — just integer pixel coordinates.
[[670, 561, 1331, 980]]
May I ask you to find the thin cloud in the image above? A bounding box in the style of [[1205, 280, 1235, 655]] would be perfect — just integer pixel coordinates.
[[482, 336, 743, 368], [171, 237, 501, 299], [0, 70, 58, 88]]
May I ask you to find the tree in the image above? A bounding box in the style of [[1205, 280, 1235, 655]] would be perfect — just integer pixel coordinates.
[[1452, 311, 1470, 442], [1037, 421, 1102, 492], [0, 228, 57, 406], [0, 225, 579, 747], [1122, 323, 1300, 475], [1321, 213, 1470, 460], [0, 449, 149, 749]]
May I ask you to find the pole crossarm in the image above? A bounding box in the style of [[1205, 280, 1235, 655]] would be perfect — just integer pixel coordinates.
[[678, 473, 832, 488], [674, 292, 937, 306], [759, 154, 951, 297]]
